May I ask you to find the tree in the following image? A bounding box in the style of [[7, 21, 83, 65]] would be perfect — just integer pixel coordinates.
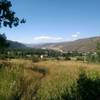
[[0, 0, 25, 49], [96, 42, 100, 62], [0, 0, 26, 28], [0, 33, 9, 48]]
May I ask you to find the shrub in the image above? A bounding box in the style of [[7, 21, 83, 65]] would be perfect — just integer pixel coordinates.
[[32, 56, 40, 63], [76, 56, 84, 61], [62, 70, 100, 100], [65, 56, 71, 60], [77, 71, 100, 100]]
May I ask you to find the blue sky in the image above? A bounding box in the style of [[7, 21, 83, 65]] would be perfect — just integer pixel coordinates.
[[0, 0, 100, 43]]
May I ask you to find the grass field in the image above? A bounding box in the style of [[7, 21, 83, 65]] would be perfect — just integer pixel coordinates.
[[0, 59, 100, 100]]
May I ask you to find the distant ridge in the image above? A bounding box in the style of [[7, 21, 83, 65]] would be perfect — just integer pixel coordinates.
[[8, 40, 26, 48], [26, 36, 100, 52]]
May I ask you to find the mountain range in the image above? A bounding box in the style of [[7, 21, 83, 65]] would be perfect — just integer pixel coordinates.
[[26, 36, 100, 52], [8, 36, 100, 52]]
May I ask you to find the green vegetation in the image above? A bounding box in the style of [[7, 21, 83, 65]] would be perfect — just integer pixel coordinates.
[[77, 70, 100, 100], [0, 1, 100, 100], [0, 60, 100, 100], [86, 42, 100, 63], [0, 64, 24, 100], [0, 0, 25, 52], [0, 2, 100, 98], [0, 39, 99, 100]]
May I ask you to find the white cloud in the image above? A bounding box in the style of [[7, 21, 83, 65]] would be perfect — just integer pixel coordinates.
[[33, 35, 63, 43], [72, 34, 78, 38], [32, 32, 80, 43], [33, 36, 50, 40], [72, 32, 80, 38]]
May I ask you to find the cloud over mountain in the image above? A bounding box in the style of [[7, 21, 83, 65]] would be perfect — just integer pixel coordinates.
[[33, 35, 63, 43]]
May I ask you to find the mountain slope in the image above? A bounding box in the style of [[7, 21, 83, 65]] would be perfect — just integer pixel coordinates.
[[8, 40, 26, 48], [27, 36, 100, 52]]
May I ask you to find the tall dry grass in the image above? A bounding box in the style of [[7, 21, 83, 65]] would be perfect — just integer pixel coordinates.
[[0, 59, 100, 100]]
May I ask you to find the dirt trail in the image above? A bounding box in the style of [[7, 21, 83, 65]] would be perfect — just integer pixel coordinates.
[[23, 67, 47, 100]]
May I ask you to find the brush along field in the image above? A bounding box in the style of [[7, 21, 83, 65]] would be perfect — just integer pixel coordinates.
[[0, 59, 100, 100]]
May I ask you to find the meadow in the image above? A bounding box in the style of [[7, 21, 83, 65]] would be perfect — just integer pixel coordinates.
[[0, 0, 100, 100], [0, 59, 100, 100]]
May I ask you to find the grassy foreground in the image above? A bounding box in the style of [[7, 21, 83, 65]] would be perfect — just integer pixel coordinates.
[[0, 60, 100, 100]]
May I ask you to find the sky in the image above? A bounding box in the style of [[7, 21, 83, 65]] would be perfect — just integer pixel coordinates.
[[0, 0, 100, 44]]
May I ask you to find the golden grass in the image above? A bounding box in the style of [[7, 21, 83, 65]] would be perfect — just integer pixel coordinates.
[[1, 59, 99, 100], [28, 60, 100, 100]]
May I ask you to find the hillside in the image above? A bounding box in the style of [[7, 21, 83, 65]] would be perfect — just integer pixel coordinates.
[[8, 40, 26, 48], [27, 36, 100, 52]]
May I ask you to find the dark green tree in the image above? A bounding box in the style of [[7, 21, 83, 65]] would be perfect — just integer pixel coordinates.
[[96, 42, 100, 62], [0, 0, 25, 28], [0, 33, 9, 48], [0, 0, 25, 49]]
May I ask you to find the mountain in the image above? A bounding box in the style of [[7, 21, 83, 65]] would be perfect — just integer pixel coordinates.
[[26, 36, 100, 52], [8, 40, 26, 48]]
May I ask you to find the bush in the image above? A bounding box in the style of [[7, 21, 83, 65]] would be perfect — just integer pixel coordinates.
[[62, 70, 100, 100], [77, 71, 100, 100], [32, 56, 40, 63], [0, 54, 8, 60], [76, 56, 84, 61], [65, 56, 71, 60]]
